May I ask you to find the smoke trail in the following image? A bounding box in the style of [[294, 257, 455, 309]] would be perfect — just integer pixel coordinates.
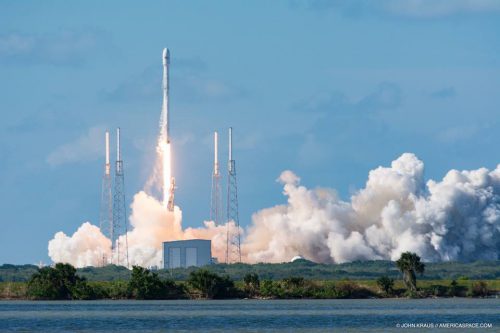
[[48, 153, 500, 267]]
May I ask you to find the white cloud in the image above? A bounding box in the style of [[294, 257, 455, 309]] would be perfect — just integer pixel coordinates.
[[46, 126, 105, 167]]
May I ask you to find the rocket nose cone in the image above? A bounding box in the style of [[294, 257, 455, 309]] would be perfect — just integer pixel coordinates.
[[162, 48, 170, 65]]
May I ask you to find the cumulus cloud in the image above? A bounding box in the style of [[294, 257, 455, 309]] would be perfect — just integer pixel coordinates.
[[46, 126, 105, 166]]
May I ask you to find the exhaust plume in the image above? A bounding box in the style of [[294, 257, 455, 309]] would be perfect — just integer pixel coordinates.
[[48, 152, 499, 267], [243, 153, 500, 263]]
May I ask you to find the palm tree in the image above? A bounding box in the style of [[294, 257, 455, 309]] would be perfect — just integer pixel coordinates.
[[396, 252, 425, 293]]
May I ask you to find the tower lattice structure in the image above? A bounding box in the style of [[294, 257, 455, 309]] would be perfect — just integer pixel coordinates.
[[99, 131, 113, 265], [210, 131, 223, 227], [113, 128, 129, 268], [226, 127, 241, 263]]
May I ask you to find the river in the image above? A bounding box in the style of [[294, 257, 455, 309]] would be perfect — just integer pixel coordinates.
[[0, 298, 498, 332]]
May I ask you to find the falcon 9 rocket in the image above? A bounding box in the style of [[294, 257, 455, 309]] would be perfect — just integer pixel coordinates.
[[161, 48, 175, 211]]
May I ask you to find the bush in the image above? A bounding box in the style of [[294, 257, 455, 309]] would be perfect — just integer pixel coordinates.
[[281, 277, 305, 298], [259, 280, 283, 298], [448, 280, 464, 297], [282, 277, 304, 289], [27, 263, 97, 300], [469, 281, 489, 297], [106, 281, 129, 299], [422, 284, 448, 297], [128, 266, 184, 299], [243, 273, 260, 297], [187, 269, 237, 299], [335, 280, 358, 298], [310, 281, 337, 299], [376, 276, 394, 296]]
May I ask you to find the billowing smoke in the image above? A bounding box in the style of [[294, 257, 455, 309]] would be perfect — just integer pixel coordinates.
[[48, 222, 111, 267], [243, 153, 500, 263], [48, 153, 500, 267], [48, 190, 235, 267]]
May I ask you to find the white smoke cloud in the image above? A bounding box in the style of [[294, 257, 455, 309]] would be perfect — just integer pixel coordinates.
[[48, 153, 500, 267], [48, 190, 236, 268], [48, 222, 111, 267], [243, 153, 500, 263]]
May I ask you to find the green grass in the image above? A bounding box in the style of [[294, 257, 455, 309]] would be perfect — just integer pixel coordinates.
[[0, 282, 27, 299]]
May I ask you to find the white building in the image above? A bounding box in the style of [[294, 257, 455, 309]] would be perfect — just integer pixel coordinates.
[[162, 239, 212, 269]]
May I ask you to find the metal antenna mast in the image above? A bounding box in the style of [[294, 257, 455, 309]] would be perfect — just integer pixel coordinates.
[[226, 127, 241, 263], [113, 128, 129, 268], [210, 131, 223, 227], [99, 131, 113, 266]]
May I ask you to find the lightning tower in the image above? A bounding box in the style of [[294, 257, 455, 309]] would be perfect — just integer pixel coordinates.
[[226, 127, 241, 263], [210, 131, 223, 226], [113, 128, 129, 267], [99, 131, 113, 265]]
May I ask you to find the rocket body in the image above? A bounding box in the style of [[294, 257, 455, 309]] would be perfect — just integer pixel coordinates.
[[214, 131, 219, 176], [162, 48, 170, 143], [161, 48, 175, 211]]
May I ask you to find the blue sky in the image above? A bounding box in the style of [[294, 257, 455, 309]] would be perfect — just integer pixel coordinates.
[[1, 0, 500, 264]]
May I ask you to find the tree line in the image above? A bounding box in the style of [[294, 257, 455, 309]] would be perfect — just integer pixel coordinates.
[[19, 252, 494, 300], [2, 258, 499, 283]]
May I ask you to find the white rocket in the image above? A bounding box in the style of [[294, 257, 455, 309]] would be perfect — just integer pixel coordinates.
[[161, 48, 176, 211], [162, 48, 170, 143]]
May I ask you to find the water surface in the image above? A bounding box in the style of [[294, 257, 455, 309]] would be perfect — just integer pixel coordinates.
[[0, 298, 498, 332]]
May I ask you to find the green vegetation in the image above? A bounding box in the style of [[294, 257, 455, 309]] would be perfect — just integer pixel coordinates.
[[448, 280, 462, 297], [26, 263, 97, 300], [243, 272, 260, 297], [376, 275, 395, 296], [187, 269, 238, 299], [0, 259, 498, 300], [2, 260, 499, 282], [128, 266, 184, 299], [468, 281, 490, 297], [396, 252, 425, 295]]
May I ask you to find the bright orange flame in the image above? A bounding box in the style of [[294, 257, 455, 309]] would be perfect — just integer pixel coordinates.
[[159, 140, 171, 208]]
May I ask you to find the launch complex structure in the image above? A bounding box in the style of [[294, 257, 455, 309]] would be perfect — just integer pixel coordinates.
[[99, 128, 129, 267], [162, 47, 241, 263], [99, 48, 241, 267]]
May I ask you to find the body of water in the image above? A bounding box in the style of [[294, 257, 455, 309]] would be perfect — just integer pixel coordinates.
[[0, 298, 498, 332]]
